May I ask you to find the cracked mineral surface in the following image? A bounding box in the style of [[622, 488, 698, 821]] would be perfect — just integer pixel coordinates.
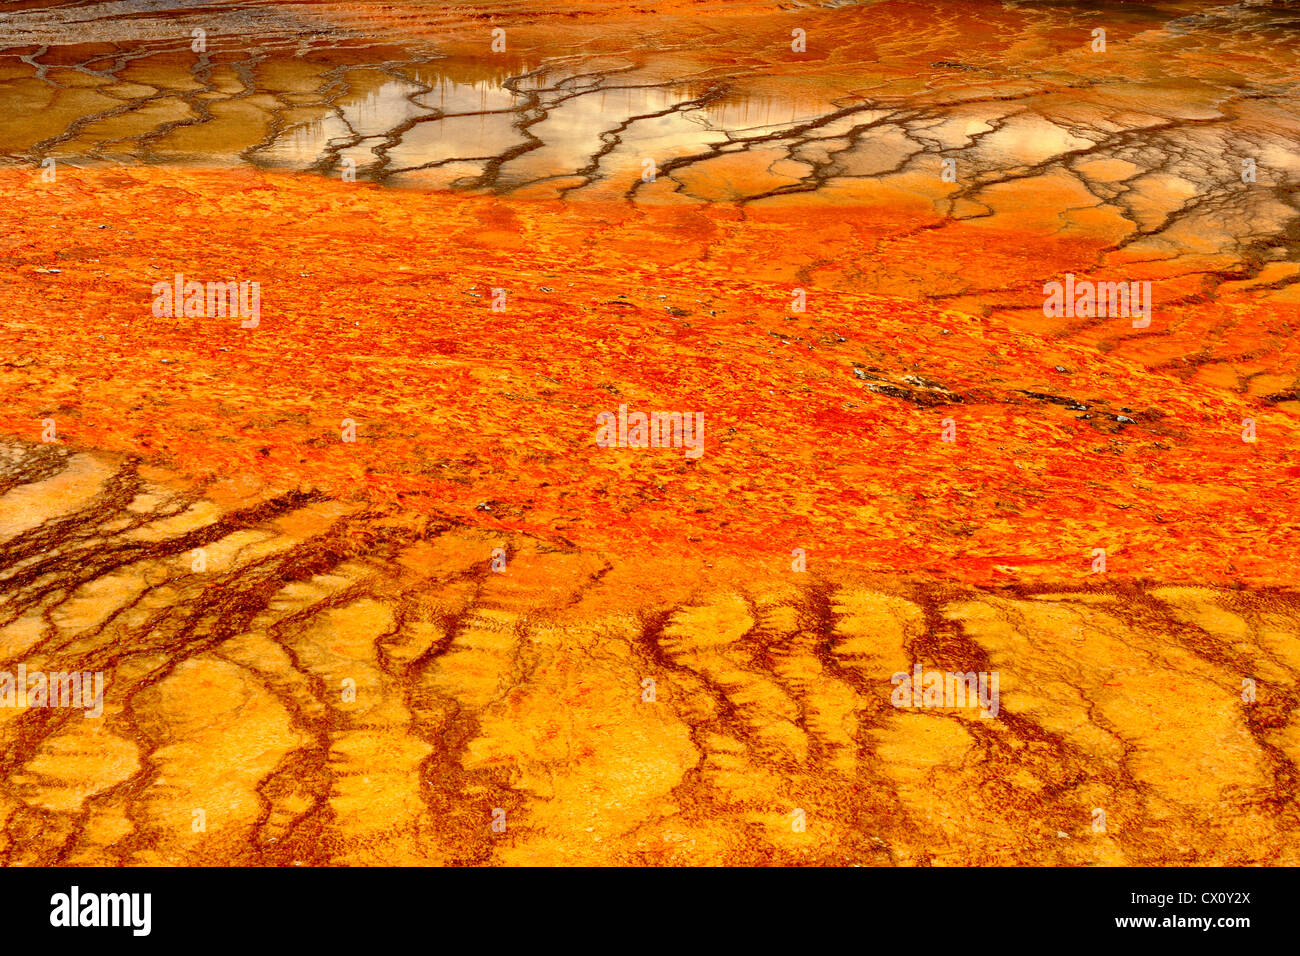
[[0, 0, 1298, 865]]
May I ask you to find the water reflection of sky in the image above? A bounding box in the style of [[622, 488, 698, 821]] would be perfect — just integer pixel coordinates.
[[257, 67, 836, 180]]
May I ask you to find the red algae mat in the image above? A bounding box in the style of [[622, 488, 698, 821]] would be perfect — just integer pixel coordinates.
[[4, 166, 1298, 584], [1, 0, 1300, 874]]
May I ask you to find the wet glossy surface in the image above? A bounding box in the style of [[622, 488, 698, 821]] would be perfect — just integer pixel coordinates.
[[3, 0, 1298, 310]]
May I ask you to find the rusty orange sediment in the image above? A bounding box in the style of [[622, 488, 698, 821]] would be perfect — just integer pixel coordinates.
[[1, 0, 1299, 866], [5, 167, 1298, 583]]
